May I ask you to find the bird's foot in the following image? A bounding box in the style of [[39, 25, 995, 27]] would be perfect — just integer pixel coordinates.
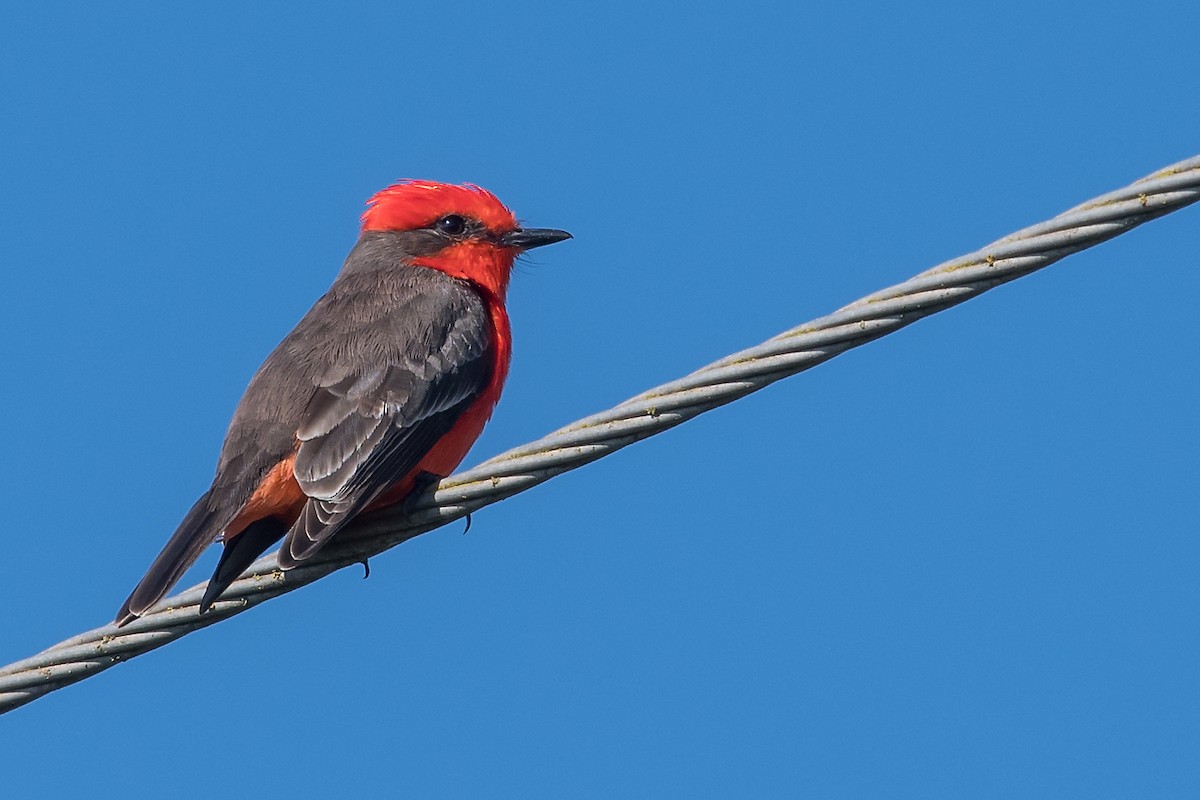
[[402, 471, 444, 516]]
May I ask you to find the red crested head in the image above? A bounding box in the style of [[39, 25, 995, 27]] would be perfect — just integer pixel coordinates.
[[361, 180, 517, 234], [357, 180, 571, 301]]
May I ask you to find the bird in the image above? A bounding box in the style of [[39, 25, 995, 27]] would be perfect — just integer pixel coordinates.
[[115, 180, 571, 626]]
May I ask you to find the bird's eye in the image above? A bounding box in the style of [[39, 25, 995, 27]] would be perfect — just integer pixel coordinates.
[[435, 215, 467, 236]]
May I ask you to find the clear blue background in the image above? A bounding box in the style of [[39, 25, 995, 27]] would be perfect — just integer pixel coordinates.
[[2, 2, 1197, 796]]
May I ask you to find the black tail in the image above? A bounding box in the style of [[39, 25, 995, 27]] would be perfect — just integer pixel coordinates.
[[199, 517, 288, 614], [114, 491, 220, 627]]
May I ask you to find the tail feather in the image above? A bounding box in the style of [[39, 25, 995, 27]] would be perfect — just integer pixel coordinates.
[[199, 517, 288, 614], [114, 492, 220, 626]]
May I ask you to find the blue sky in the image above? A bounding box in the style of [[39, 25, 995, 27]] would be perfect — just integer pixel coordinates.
[[2, 2, 1198, 797]]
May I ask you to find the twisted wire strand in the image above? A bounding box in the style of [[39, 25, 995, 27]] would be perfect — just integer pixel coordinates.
[[2, 156, 1197, 715]]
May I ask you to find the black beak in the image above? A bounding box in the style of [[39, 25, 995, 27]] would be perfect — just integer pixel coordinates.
[[500, 227, 572, 250]]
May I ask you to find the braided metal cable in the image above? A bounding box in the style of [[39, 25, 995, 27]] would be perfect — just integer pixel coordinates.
[[2, 155, 1197, 715]]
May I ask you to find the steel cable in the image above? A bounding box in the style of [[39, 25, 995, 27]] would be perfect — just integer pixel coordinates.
[[2, 155, 1197, 715]]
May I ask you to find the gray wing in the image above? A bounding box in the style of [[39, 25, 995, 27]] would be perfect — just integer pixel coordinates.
[[278, 291, 492, 568]]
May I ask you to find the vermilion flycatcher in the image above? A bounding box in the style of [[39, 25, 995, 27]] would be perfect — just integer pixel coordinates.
[[116, 181, 570, 626]]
